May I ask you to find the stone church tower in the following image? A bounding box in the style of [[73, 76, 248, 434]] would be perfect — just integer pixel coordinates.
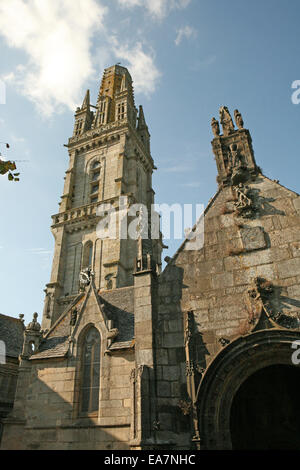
[[2, 67, 300, 450], [42, 64, 162, 331]]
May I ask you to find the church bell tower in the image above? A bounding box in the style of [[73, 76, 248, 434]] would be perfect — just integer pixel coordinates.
[[42, 65, 162, 330]]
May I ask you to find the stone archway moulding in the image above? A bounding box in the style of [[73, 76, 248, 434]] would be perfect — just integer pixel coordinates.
[[197, 329, 300, 450]]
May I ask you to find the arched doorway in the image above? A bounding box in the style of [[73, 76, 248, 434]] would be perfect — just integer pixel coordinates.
[[197, 330, 300, 449], [230, 365, 300, 450]]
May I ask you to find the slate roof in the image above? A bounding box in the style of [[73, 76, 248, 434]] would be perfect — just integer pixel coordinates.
[[30, 304, 74, 361], [30, 287, 135, 360], [30, 335, 70, 360], [100, 286, 135, 345], [0, 314, 24, 358]]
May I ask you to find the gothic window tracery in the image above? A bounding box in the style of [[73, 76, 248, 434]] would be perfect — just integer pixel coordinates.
[[98, 100, 106, 125], [117, 102, 126, 120], [82, 241, 93, 270], [75, 119, 83, 136], [80, 327, 101, 414]]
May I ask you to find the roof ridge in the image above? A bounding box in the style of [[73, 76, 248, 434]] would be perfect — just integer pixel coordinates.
[[0, 313, 23, 323]]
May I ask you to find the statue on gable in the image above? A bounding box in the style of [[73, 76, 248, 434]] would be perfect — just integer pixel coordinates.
[[211, 117, 220, 137], [235, 183, 252, 210], [26, 312, 41, 332], [228, 143, 243, 170], [219, 106, 235, 136], [234, 109, 244, 130], [233, 183, 257, 217], [227, 143, 250, 185]]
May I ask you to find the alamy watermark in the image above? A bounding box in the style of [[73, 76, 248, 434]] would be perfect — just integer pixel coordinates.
[[291, 80, 300, 104], [96, 196, 205, 250], [0, 340, 6, 364], [291, 340, 300, 365]]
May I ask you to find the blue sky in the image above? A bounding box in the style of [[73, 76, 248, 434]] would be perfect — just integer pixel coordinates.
[[0, 0, 300, 324]]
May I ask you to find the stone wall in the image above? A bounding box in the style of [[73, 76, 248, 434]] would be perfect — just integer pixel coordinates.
[[1, 285, 135, 450], [154, 174, 300, 448]]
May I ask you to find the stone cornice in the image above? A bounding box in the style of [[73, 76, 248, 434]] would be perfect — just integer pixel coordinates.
[[51, 193, 136, 231], [68, 120, 127, 148], [67, 118, 155, 172]]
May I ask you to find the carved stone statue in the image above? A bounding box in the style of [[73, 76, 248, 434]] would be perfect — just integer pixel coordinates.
[[211, 117, 220, 137], [235, 183, 252, 210], [233, 183, 257, 217], [26, 312, 41, 332], [228, 144, 243, 171], [22, 313, 43, 359], [219, 106, 235, 136], [234, 109, 244, 129]]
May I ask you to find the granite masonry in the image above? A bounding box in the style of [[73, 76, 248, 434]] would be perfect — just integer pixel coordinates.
[[2, 68, 300, 450]]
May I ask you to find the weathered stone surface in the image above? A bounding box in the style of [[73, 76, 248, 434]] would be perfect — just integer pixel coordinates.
[[240, 226, 267, 251], [277, 258, 300, 278], [3, 96, 300, 452]]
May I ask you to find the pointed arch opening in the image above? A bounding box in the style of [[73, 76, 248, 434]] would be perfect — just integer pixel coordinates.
[[79, 326, 101, 415], [82, 241, 93, 270]]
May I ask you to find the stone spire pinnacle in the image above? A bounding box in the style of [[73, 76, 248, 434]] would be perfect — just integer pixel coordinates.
[[219, 106, 235, 136], [137, 105, 147, 130], [137, 105, 150, 151], [211, 106, 259, 187], [81, 89, 90, 110]]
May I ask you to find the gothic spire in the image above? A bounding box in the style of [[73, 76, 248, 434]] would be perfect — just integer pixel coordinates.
[[137, 105, 147, 131], [81, 89, 90, 110]]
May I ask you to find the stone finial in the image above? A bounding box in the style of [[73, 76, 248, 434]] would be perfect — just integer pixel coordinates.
[[26, 312, 41, 332], [21, 313, 43, 359], [81, 89, 90, 110], [211, 117, 220, 137], [211, 106, 257, 187], [219, 106, 235, 136], [234, 109, 244, 130], [137, 105, 148, 131], [19, 314, 24, 324]]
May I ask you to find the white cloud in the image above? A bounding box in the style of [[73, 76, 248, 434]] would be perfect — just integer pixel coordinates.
[[0, 0, 178, 116], [112, 40, 161, 97], [27, 248, 52, 255], [0, 0, 107, 116], [118, 0, 191, 20], [175, 25, 197, 46]]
